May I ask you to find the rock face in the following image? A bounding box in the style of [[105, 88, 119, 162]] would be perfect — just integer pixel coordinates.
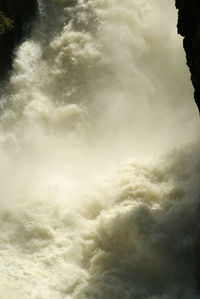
[[176, 0, 200, 112], [0, 0, 38, 80], [176, 4, 200, 290]]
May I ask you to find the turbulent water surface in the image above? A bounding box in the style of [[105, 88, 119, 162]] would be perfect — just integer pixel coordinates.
[[0, 0, 200, 298]]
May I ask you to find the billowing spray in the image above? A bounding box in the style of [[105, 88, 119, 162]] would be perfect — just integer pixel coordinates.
[[0, 0, 200, 298]]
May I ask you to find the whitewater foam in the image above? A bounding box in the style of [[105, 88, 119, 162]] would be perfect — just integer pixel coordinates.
[[0, 0, 200, 298]]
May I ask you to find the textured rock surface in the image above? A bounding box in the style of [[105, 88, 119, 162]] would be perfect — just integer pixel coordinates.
[[176, 0, 200, 112], [0, 0, 38, 79]]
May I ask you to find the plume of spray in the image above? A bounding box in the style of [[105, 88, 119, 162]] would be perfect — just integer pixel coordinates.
[[0, 0, 200, 298]]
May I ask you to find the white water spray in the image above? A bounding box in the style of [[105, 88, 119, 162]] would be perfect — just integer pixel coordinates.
[[0, 0, 200, 298]]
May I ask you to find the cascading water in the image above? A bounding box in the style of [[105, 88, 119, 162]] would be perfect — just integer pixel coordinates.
[[0, 0, 200, 298]]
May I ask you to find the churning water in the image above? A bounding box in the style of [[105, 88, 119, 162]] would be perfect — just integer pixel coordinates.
[[0, 0, 200, 298]]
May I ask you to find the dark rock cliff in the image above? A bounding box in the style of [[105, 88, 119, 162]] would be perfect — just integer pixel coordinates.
[[176, 3, 200, 291], [176, 0, 200, 112], [0, 0, 38, 80]]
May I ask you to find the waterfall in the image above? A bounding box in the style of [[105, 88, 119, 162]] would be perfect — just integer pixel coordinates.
[[0, 0, 200, 298]]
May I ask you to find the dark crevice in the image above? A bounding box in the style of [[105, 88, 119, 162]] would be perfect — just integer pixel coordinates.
[[0, 0, 38, 80]]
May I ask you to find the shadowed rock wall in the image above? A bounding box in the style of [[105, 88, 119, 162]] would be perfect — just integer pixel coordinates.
[[176, 0, 200, 112], [0, 0, 38, 80]]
